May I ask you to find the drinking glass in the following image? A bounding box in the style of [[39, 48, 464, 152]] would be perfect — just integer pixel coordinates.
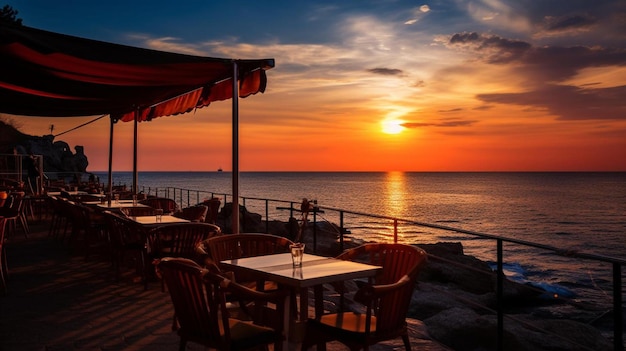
[[290, 243, 305, 267], [155, 209, 164, 223]]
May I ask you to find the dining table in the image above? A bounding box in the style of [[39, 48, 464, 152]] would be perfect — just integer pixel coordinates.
[[220, 252, 381, 346], [127, 214, 190, 226], [84, 200, 151, 210]]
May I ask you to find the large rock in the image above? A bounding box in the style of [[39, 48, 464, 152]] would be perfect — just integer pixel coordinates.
[[0, 121, 89, 175], [424, 307, 612, 351]]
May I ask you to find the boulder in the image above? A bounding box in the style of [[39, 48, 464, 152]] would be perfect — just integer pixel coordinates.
[[424, 307, 612, 351]]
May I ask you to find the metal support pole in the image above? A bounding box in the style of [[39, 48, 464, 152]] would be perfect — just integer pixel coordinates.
[[231, 61, 240, 233], [132, 110, 138, 194], [497, 239, 504, 350], [107, 115, 115, 206]]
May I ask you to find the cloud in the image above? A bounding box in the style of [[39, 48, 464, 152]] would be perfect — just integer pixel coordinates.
[[541, 14, 598, 33], [478, 84, 626, 120], [438, 108, 464, 113], [448, 32, 531, 63], [447, 31, 626, 80], [405, 4, 431, 25], [126, 34, 207, 56], [444, 30, 626, 120], [403, 118, 477, 128], [367, 68, 404, 76]]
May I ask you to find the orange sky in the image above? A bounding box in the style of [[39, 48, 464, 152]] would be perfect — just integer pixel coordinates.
[[4, 1, 626, 172]]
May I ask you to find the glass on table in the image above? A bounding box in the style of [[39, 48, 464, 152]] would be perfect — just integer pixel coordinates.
[[155, 209, 164, 222], [290, 242, 305, 267], [114, 193, 120, 204]]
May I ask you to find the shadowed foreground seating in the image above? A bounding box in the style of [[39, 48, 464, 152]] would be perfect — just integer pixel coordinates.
[[302, 243, 428, 351], [158, 257, 288, 351], [0, 217, 8, 295], [148, 222, 221, 290], [120, 206, 157, 217], [203, 233, 294, 286], [139, 197, 179, 214], [201, 197, 221, 224], [174, 205, 208, 222], [102, 210, 147, 282]]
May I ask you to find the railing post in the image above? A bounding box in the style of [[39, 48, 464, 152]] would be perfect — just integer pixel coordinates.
[[313, 210, 317, 252], [393, 218, 398, 243], [339, 211, 344, 252], [265, 199, 269, 234], [497, 239, 504, 350], [613, 262, 623, 350]]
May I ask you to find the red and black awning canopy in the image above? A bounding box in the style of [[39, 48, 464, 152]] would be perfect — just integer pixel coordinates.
[[0, 22, 274, 121]]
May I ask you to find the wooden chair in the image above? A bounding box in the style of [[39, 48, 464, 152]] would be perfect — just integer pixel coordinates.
[[204, 233, 293, 285], [158, 257, 288, 351], [174, 205, 208, 222], [147, 222, 221, 290], [201, 197, 221, 224], [102, 210, 147, 282], [139, 197, 178, 214], [0, 217, 8, 295], [302, 243, 428, 351], [203, 233, 296, 318], [3, 193, 29, 239]]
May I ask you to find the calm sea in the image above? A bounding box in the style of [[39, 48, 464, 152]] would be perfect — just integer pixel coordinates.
[[94, 171, 626, 305]]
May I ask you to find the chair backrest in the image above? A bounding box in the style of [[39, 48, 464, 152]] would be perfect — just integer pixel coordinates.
[[201, 198, 221, 224], [176, 205, 208, 222], [139, 197, 179, 214], [102, 210, 144, 249], [158, 257, 229, 349], [148, 223, 221, 262], [337, 243, 427, 333], [206, 233, 293, 262]]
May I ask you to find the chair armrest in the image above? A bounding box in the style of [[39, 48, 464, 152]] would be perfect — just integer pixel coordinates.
[[353, 274, 411, 304]]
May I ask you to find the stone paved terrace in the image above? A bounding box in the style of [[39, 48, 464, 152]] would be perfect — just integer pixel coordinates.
[[0, 220, 452, 351]]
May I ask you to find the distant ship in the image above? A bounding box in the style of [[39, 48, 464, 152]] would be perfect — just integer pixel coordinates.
[[217, 167, 223, 172]]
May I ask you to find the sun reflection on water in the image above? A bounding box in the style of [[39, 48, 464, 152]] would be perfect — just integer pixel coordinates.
[[383, 171, 408, 219]]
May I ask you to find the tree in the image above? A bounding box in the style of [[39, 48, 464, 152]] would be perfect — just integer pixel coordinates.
[[0, 5, 23, 25]]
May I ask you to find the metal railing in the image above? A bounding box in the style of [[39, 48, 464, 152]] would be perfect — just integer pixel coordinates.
[[138, 186, 624, 350]]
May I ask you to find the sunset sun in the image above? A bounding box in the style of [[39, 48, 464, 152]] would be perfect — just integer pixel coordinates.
[[381, 119, 406, 134]]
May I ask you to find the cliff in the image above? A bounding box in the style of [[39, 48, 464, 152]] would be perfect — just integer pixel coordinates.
[[0, 119, 89, 174]]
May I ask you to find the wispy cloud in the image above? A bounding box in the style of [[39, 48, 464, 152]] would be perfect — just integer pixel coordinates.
[[367, 68, 404, 76]]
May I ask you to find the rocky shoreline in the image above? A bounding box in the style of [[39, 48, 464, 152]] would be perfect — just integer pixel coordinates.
[[217, 203, 615, 351]]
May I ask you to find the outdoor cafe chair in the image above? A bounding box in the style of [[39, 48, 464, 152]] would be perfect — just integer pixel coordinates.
[[203, 233, 294, 288], [2, 192, 29, 239], [139, 197, 179, 214], [102, 210, 147, 282], [201, 197, 221, 224], [158, 257, 288, 351], [302, 243, 428, 351], [174, 205, 208, 222], [203, 233, 295, 317], [147, 222, 221, 290], [0, 217, 9, 295]]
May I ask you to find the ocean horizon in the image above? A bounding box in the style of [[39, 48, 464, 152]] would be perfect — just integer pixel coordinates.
[[92, 170, 626, 308]]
